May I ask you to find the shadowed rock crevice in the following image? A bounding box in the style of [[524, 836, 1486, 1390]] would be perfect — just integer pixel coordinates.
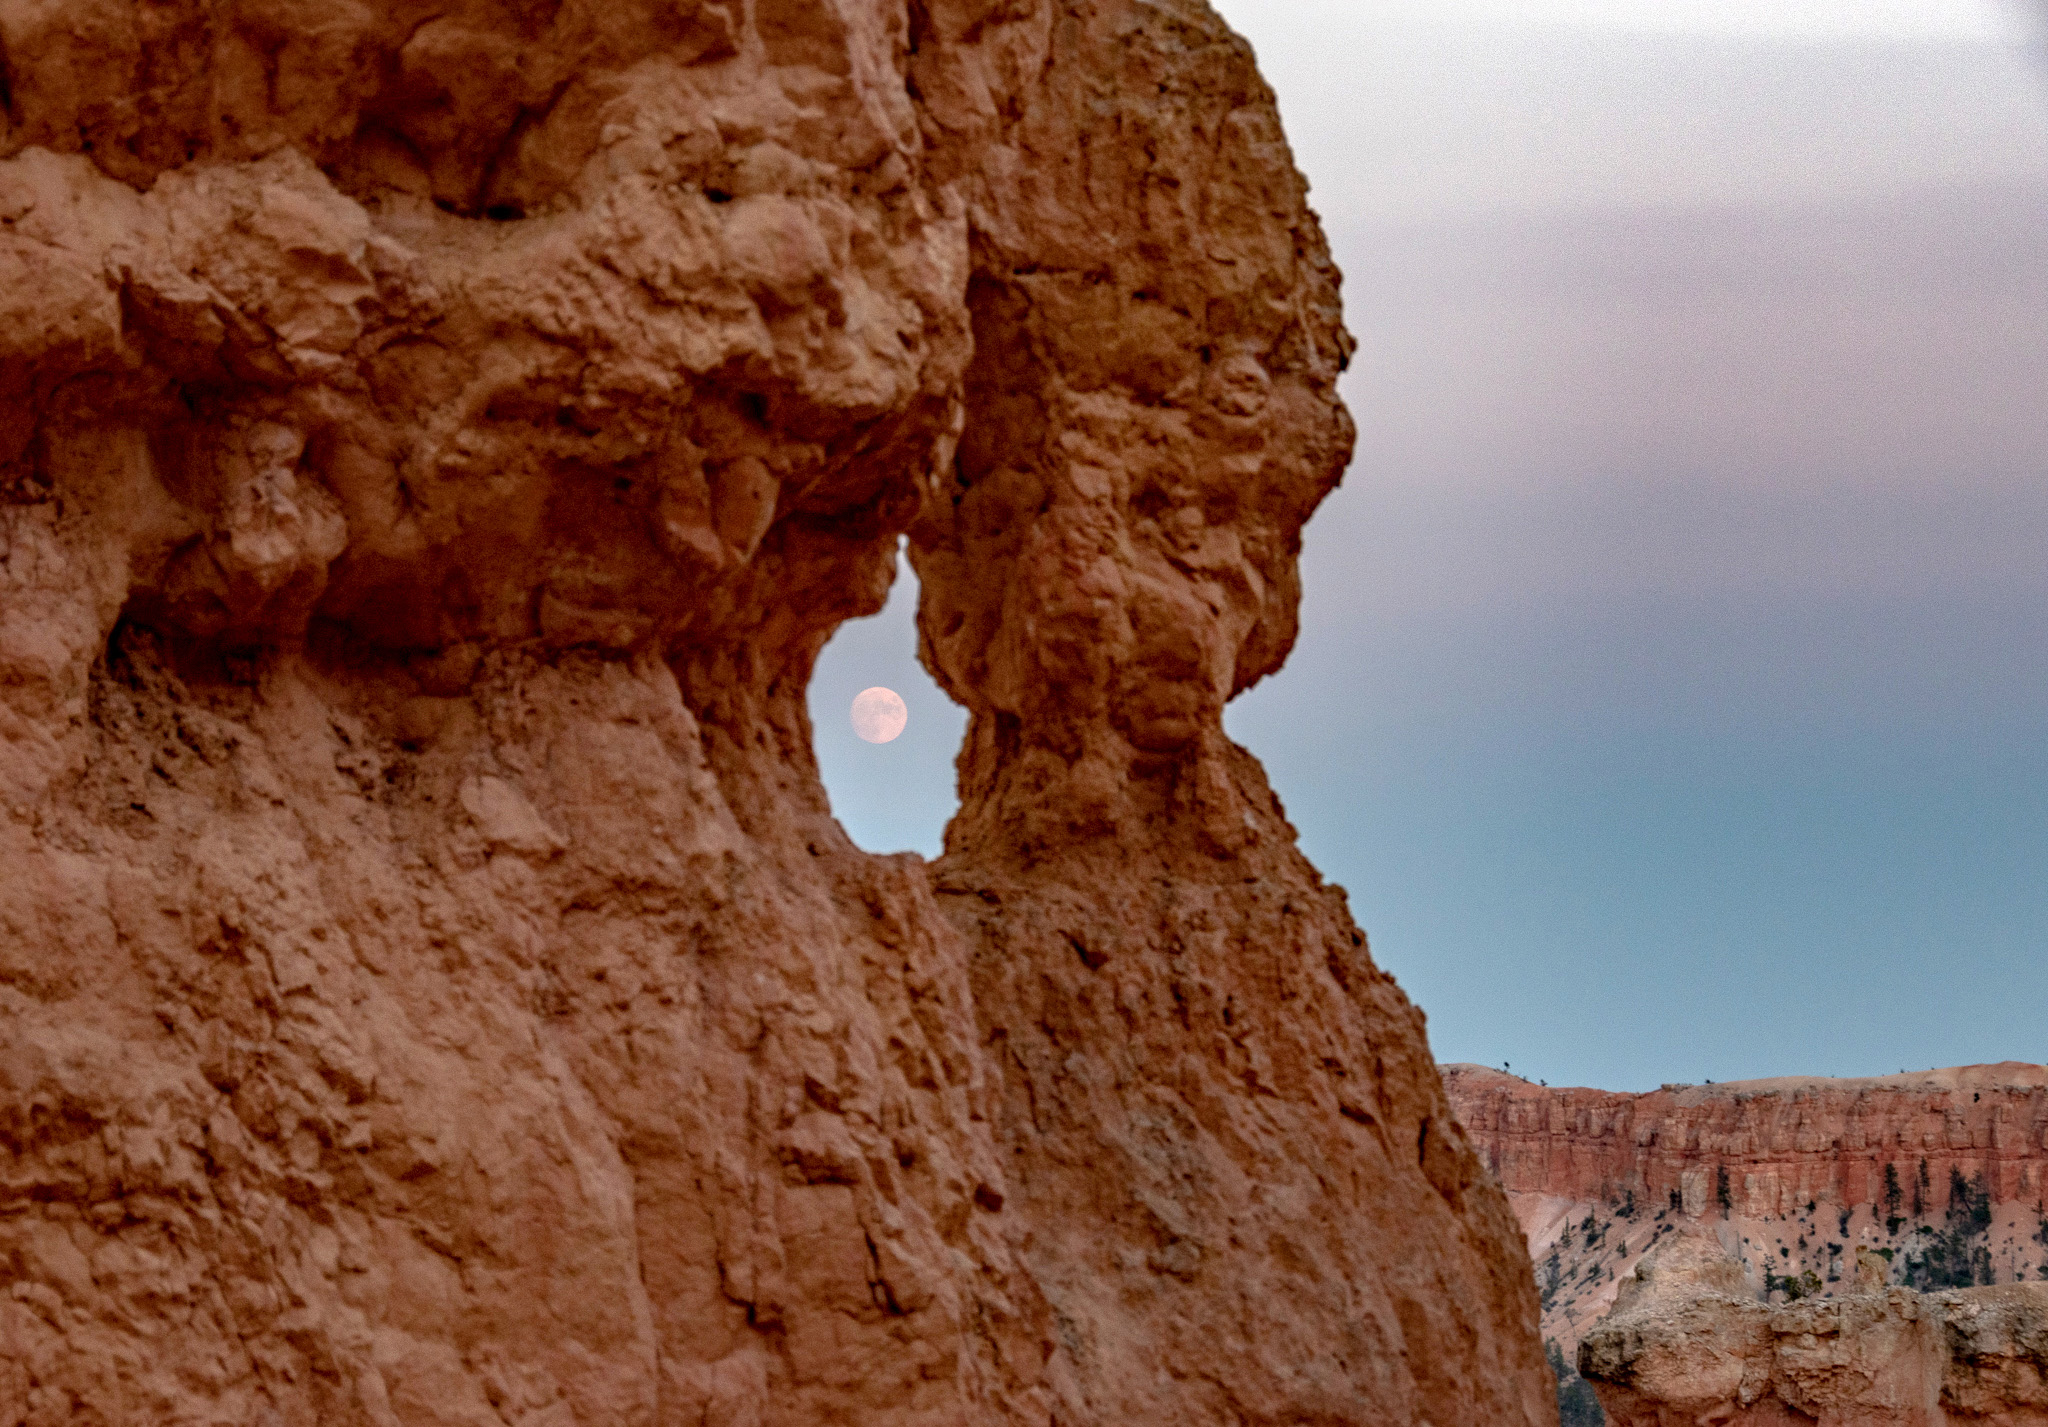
[[0, 2, 1550, 1423]]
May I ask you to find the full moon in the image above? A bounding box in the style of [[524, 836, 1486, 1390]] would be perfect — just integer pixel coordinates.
[[850, 686, 908, 744]]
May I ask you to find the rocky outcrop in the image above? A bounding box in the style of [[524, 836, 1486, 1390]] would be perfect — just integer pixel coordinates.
[[1446, 1063, 2048, 1420], [0, 2, 1553, 1424], [1580, 1232, 2048, 1425]]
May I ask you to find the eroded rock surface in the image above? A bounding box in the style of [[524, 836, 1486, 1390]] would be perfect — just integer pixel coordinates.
[[1580, 1233, 2048, 1425], [0, 2, 1551, 1423]]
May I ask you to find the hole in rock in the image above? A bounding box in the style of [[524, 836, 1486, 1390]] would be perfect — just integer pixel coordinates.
[[809, 540, 965, 856]]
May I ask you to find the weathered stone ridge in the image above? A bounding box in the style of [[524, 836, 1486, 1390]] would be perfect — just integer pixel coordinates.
[[0, 3, 1552, 1424]]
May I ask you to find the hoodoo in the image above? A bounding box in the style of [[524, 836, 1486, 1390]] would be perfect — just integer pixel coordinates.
[[0, 1, 1550, 1422]]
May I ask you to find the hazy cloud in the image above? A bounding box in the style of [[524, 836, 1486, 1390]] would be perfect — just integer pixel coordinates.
[[1211, 7, 2048, 1087]]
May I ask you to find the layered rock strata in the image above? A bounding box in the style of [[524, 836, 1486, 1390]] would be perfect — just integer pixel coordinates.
[[1580, 1231, 2048, 1425], [1447, 1063, 2048, 1376], [0, 2, 1552, 1424], [1449, 1061, 2048, 1422], [1447, 1064, 2048, 1222]]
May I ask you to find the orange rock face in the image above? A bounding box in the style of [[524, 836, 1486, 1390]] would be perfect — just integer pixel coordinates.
[[0, 3, 1552, 1423]]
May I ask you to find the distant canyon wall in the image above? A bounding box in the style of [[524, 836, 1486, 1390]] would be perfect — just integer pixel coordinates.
[[1448, 1063, 2048, 1420], [1447, 1064, 2048, 1221]]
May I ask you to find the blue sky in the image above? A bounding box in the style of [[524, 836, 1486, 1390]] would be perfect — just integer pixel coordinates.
[[813, 0, 2048, 1091]]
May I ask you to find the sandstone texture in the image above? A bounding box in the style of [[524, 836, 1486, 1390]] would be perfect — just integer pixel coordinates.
[[1579, 1230, 2048, 1425], [0, 3, 1554, 1424], [1447, 1062, 2048, 1388]]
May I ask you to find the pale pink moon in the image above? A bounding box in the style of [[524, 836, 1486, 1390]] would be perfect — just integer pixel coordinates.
[[850, 686, 908, 744]]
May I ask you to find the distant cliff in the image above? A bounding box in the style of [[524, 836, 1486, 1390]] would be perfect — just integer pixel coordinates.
[[1447, 1063, 2048, 1220], [1447, 1063, 2048, 1420]]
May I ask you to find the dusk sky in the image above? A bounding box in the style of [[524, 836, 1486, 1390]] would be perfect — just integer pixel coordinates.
[[812, 0, 2048, 1092]]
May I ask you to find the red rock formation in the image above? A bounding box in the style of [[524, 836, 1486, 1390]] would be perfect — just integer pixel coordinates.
[[1447, 1064, 2048, 1221], [0, 3, 1553, 1423], [1447, 1062, 2048, 1416]]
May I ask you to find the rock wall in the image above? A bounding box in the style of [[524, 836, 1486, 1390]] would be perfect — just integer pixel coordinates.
[[1579, 1230, 2048, 1426], [0, 3, 1553, 1424], [1447, 1064, 2048, 1222], [1447, 1063, 2048, 1419]]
